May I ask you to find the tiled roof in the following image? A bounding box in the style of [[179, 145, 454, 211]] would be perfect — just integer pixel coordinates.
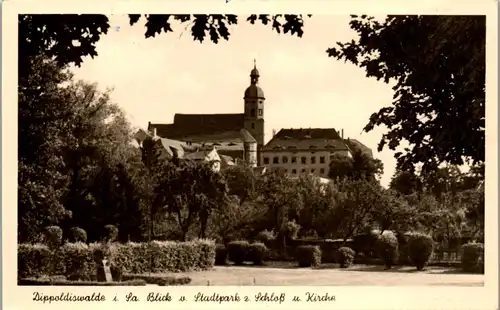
[[263, 128, 347, 151], [148, 114, 253, 146], [166, 113, 245, 137]]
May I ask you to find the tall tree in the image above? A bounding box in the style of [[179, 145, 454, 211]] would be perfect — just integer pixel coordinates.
[[153, 161, 228, 241], [328, 145, 383, 181], [389, 170, 423, 195], [327, 15, 485, 172]]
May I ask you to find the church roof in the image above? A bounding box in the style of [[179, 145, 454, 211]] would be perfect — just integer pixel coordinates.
[[149, 113, 245, 139], [263, 128, 348, 151]]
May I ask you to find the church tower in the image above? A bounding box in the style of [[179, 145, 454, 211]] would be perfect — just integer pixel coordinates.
[[243, 60, 265, 165]]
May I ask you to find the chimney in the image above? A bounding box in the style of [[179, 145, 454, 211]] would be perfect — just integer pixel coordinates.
[[341, 129, 344, 139], [153, 127, 157, 137]]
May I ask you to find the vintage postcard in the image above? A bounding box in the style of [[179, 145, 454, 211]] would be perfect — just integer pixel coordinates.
[[2, 0, 498, 309]]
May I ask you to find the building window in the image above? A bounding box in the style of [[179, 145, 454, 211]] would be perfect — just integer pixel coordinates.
[[282, 156, 288, 164], [284, 169, 288, 173], [301, 157, 307, 164], [320, 156, 325, 164], [263, 157, 269, 164], [311, 169, 315, 173], [251, 109, 255, 117], [311, 156, 316, 164], [273, 156, 279, 164], [251, 123, 255, 129], [301, 168, 306, 173], [291, 156, 297, 164], [258, 109, 263, 116], [320, 168, 325, 174], [292, 169, 297, 174]]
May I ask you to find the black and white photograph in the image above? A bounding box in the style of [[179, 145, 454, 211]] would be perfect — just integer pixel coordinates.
[[4, 1, 498, 308]]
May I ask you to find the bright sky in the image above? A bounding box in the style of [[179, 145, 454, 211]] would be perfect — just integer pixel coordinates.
[[72, 14, 398, 187]]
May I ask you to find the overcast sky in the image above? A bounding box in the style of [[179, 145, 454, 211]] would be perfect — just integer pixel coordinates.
[[72, 14, 399, 187]]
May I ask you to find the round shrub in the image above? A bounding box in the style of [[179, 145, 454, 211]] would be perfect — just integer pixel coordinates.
[[461, 242, 484, 273], [337, 247, 356, 268], [43, 226, 63, 248], [282, 220, 301, 240], [295, 245, 321, 267], [255, 230, 276, 247], [69, 227, 87, 243], [103, 225, 118, 242], [227, 241, 250, 265], [247, 242, 268, 265], [375, 231, 399, 269], [215, 244, 228, 266], [407, 232, 434, 270]]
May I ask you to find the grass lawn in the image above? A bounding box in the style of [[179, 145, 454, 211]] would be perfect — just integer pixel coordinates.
[[156, 262, 484, 286]]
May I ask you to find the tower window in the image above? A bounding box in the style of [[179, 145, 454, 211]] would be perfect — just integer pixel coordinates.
[[311, 156, 316, 164], [320, 168, 325, 174], [301, 168, 306, 173], [258, 109, 263, 116], [292, 169, 297, 174], [273, 156, 279, 164], [251, 109, 255, 117], [291, 156, 297, 164], [263, 157, 269, 164], [301, 157, 307, 164], [320, 156, 325, 164], [311, 168, 315, 173], [282, 156, 288, 164], [251, 123, 255, 129]]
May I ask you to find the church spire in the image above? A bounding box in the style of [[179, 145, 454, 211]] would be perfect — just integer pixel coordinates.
[[250, 59, 260, 84]]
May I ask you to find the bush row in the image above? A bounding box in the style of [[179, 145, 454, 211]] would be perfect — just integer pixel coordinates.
[[19, 278, 146, 286], [122, 274, 192, 286], [18, 239, 215, 280], [38, 225, 118, 245], [216, 241, 268, 265]]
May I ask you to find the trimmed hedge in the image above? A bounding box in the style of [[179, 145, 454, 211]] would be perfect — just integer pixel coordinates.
[[227, 241, 250, 265], [122, 274, 191, 286], [375, 231, 399, 269], [19, 278, 146, 286], [461, 243, 484, 273], [247, 242, 268, 265], [337, 247, 355, 268], [18, 243, 53, 279], [18, 239, 216, 280], [407, 232, 434, 270], [111, 239, 216, 273], [215, 244, 228, 265], [295, 245, 321, 267]]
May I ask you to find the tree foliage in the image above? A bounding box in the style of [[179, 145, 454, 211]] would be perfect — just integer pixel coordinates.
[[327, 15, 485, 172], [153, 161, 228, 241], [19, 14, 310, 69], [328, 145, 383, 181]]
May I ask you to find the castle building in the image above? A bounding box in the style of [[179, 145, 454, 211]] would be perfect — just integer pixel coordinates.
[[261, 128, 372, 177], [148, 60, 265, 167], [147, 60, 373, 174]]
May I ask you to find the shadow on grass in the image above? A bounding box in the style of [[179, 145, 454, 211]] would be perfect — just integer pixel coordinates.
[[216, 262, 475, 275]]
